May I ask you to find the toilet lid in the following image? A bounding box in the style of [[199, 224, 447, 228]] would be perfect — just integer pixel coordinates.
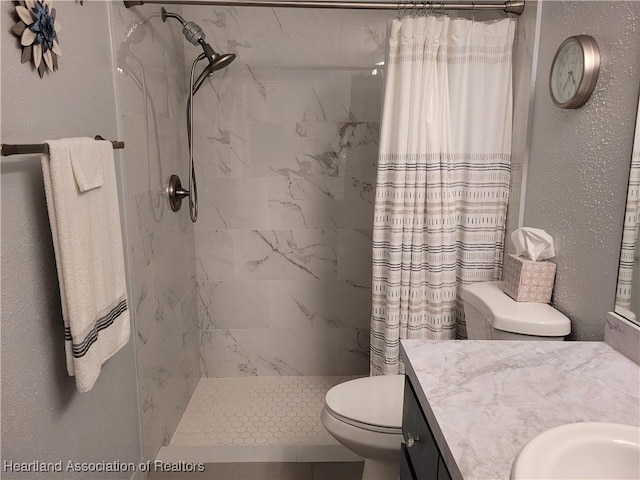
[[462, 281, 571, 336], [325, 375, 404, 431]]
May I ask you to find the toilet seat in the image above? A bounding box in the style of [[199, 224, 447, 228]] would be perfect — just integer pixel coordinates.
[[324, 375, 404, 434], [325, 406, 402, 434]]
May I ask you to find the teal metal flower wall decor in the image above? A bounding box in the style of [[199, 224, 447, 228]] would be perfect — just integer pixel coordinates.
[[11, 0, 62, 78]]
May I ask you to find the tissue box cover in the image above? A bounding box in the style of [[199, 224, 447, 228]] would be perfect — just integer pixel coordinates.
[[502, 254, 556, 303]]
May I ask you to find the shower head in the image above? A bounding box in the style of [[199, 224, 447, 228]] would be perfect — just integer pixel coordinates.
[[209, 52, 236, 72], [161, 7, 236, 77], [191, 52, 237, 95]]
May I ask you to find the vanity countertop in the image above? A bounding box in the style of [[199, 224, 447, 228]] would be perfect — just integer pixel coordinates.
[[401, 340, 640, 480]]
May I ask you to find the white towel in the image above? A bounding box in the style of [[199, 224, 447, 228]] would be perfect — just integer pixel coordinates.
[[41, 137, 130, 393], [69, 139, 104, 192]]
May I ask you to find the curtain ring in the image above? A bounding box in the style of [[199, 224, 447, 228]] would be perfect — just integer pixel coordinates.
[[471, 2, 476, 21]]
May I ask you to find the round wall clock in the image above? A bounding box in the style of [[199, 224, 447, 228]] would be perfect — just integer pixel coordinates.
[[549, 35, 600, 109]]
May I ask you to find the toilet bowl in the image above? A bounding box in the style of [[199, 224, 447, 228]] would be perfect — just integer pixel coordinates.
[[321, 375, 404, 480], [461, 281, 571, 340]]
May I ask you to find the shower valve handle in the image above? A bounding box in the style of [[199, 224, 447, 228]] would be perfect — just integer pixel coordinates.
[[175, 187, 189, 198], [166, 174, 189, 212]]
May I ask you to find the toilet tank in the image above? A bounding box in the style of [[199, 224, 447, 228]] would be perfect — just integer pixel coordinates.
[[461, 281, 571, 340], [463, 300, 493, 339]]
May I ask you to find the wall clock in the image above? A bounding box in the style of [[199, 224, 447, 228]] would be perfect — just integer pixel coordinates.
[[549, 35, 600, 109]]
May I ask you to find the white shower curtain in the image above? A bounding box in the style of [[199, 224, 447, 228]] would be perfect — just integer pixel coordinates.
[[370, 15, 515, 375], [615, 105, 640, 311]]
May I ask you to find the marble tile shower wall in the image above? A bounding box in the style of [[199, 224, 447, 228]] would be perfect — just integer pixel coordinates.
[[109, 3, 201, 460], [182, 6, 391, 377]]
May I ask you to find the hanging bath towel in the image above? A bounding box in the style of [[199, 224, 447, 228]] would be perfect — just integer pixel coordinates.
[[41, 137, 130, 393]]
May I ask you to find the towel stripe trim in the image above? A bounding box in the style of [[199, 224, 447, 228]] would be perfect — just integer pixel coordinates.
[[64, 298, 128, 358]]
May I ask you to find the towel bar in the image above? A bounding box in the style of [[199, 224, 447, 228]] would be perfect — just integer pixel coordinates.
[[1, 136, 125, 157]]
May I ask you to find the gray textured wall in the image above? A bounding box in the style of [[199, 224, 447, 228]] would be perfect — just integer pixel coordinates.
[[1, 2, 141, 478], [523, 1, 640, 340]]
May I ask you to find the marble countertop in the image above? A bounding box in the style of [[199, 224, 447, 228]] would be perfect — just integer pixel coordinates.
[[401, 340, 640, 480]]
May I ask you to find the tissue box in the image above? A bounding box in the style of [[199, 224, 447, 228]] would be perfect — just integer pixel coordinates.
[[502, 254, 556, 303]]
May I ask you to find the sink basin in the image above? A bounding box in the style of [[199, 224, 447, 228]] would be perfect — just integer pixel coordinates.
[[511, 422, 640, 479]]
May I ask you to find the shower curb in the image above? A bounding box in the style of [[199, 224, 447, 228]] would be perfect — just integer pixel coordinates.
[[156, 444, 362, 464]]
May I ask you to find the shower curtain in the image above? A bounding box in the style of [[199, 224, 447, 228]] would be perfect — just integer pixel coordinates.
[[370, 15, 516, 375], [615, 105, 640, 311]]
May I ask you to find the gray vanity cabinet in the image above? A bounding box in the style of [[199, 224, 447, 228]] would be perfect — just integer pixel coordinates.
[[437, 456, 452, 480], [401, 376, 452, 480]]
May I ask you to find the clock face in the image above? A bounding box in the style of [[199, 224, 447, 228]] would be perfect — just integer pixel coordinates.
[[550, 40, 584, 104]]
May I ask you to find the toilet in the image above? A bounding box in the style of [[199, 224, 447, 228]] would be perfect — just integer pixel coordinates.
[[461, 281, 571, 340], [321, 281, 571, 480], [321, 375, 404, 479]]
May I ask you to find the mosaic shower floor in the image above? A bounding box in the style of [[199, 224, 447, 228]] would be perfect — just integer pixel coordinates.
[[170, 376, 359, 448]]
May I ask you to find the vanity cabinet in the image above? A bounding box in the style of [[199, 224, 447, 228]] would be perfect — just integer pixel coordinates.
[[401, 376, 452, 480]]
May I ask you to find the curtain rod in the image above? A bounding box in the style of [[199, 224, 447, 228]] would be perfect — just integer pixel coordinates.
[[123, 0, 525, 15]]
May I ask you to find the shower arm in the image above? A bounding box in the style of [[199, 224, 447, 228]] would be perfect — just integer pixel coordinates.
[[160, 8, 187, 25]]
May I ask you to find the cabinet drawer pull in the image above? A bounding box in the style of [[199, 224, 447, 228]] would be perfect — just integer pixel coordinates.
[[404, 432, 420, 447]]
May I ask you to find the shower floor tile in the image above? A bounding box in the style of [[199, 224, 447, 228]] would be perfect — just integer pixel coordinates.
[[170, 376, 359, 447]]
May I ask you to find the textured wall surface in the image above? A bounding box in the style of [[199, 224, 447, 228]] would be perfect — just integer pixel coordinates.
[[0, 2, 141, 478], [109, 3, 201, 461], [182, 5, 391, 376], [523, 1, 640, 340]]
